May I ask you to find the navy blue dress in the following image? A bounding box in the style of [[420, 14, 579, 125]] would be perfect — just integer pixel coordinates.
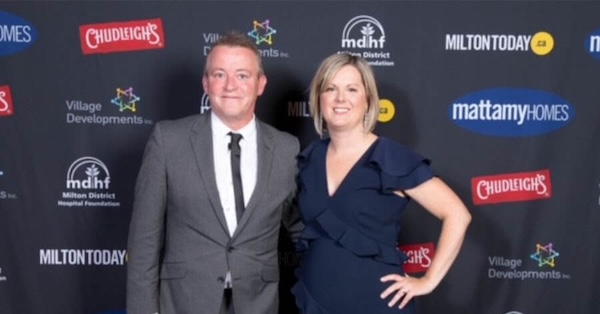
[[292, 137, 433, 314]]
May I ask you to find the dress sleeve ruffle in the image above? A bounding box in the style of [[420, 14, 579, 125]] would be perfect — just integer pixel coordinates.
[[368, 137, 434, 193], [297, 139, 322, 172], [298, 207, 406, 266]]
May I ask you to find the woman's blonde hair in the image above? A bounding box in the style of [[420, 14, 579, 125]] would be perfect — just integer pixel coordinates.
[[309, 53, 380, 136]]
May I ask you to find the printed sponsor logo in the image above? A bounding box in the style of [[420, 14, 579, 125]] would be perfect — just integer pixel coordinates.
[[39, 249, 126, 266], [378, 99, 395, 123], [488, 242, 570, 280], [287, 100, 310, 118], [449, 88, 574, 137], [0, 265, 6, 282], [279, 251, 301, 268], [247, 19, 290, 58], [399, 243, 435, 274], [585, 28, 600, 60], [200, 92, 211, 114], [202, 22, 291, 59], [445, 31, 554, 56], [338, 15, 394, 66], [80, 18, 164, 55], [111, 87, 140, 112], [530, 243, 559, 267], [58, 157, 120, 208], [286, 98, 396, 121], [65, 86, 153, 126], [0, 169, 18, 200], [202, 32, 221, 56], [0, 85, 14, 117], [0, 10, 37, 56], [472, 169, 552, 205]]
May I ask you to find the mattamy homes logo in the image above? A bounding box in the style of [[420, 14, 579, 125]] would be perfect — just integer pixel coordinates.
[[0, 10, 37, 57], [449, 88, 574, 137], [586, 28, 600, 60], [58, 157, 120, 208], [338, 15, 394, 66], [65, 86, 153, 126]]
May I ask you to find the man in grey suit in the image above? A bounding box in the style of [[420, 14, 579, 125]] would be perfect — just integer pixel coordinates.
[[126, 31, 302, 314]]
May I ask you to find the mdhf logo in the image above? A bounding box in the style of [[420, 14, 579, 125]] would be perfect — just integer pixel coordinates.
[[66, 157, 110, 190]]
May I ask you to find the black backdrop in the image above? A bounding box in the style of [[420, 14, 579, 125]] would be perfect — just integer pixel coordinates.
[[1, 1, 600, 314]]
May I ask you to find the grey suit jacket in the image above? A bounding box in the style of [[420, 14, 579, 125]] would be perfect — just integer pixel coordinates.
[[126, 113, 302, 314]]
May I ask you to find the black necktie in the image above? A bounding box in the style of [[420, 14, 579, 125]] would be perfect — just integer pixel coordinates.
[[228, 132, 244, 222]]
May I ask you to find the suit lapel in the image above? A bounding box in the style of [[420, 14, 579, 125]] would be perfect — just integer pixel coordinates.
[[190, 114, 230, 236], [233, 120, 274, 238]]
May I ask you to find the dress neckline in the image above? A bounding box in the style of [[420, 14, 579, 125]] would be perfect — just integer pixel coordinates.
[[324, 137, 380, 198]]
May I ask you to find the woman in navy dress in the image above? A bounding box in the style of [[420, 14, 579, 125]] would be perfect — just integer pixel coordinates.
[[292, 53, 472, 313]]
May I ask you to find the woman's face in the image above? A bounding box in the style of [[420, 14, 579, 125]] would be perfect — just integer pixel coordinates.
[[319, 65, 368, 133]]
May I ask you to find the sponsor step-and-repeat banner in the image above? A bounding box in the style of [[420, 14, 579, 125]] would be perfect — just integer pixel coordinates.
[[1, 1, 600, 314]]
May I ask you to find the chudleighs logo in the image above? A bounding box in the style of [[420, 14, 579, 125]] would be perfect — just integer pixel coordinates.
[[79, 18, 164, 55], [585, 28, 600, 60], [449, 88, 575, 137], [0, 11, 38, 57]]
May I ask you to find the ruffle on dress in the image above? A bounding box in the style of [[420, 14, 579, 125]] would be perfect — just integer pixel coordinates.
[[296, 140, 318, 172], [367, 137, 433, 192], [297, 207, 406, 266]]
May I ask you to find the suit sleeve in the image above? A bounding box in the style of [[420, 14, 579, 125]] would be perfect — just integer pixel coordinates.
[[126, 123, 167, 314], [282, 137, 304, 243]]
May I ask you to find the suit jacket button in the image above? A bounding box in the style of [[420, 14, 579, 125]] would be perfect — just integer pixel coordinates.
[[227, 246, 234, 252], [217, 276, 224, 283]]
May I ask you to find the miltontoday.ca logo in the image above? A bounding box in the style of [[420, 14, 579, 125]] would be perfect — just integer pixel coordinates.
[[445, 31, 554, 56]]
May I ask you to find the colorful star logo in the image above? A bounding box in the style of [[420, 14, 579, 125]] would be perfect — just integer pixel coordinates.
[[530, 243, 560, 267], [111, 87, 140, 112], [247, 19, 277, 45]]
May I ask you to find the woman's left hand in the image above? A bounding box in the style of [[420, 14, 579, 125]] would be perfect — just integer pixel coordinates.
[[379, 273, 434, 309]]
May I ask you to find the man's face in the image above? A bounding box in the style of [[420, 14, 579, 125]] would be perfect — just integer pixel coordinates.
[[202, 45, 267, 129]]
